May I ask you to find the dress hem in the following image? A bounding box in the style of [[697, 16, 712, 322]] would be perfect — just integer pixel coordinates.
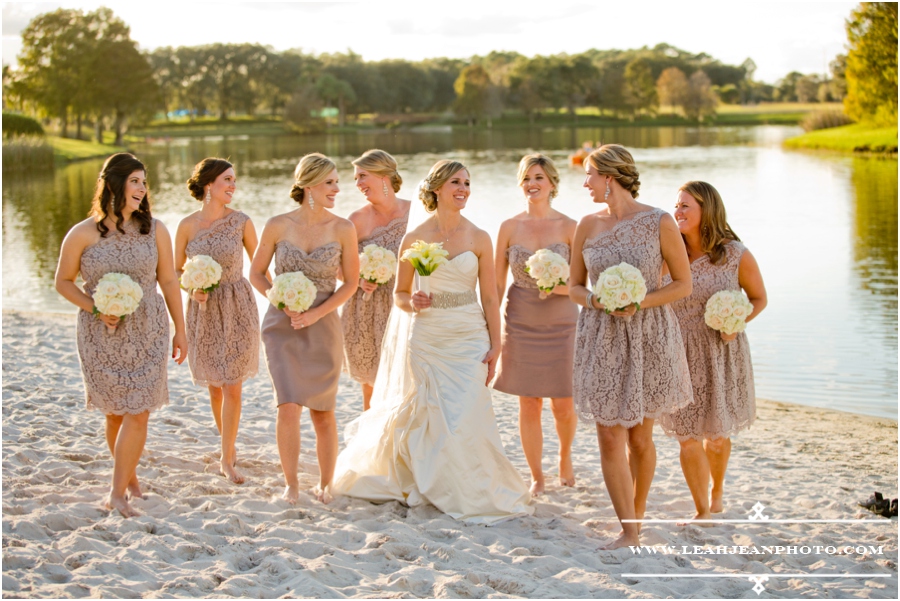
[[660, 416, 756, 441], [191, 369, 259, 388], [86, 399, 168, 416]]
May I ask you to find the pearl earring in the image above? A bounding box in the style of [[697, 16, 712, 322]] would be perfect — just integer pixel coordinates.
[[604, 180, 611, 201], [205, 187, 211, 205], [382, 180, 389, 198]]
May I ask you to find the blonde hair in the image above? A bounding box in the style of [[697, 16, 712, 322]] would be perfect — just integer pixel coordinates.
[[290, 152, 336, 205], [352, 149, 403, 193], [679, 181, 740, 265], [418, 159, 468, 212], [587, 144, 641, 198], [517, 154, 560, 199]]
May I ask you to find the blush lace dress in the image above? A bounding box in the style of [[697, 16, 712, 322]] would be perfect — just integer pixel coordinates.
[[77, 219, 169, 414], [659, 241, 756, 440], [185, 210, 259, 387], [261, 241, 343, 410], [573, 208, 693, 427]]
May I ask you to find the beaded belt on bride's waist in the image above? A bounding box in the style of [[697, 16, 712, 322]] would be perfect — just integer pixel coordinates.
[[430, 290, 477, 309]]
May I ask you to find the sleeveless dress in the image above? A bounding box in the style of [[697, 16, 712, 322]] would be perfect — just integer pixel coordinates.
[[261, 241, 343, 411], [493, 243, 579, 397], [332, 251, 534, 524], [659, 241, 756, 440], [185, 210, 259, 387], [573, 208, 693, 427], [77, 219, 169, 415], [341, 214, 409, 385]]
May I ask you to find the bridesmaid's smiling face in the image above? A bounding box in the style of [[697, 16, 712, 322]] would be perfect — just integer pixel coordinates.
[[209, 167, 236, 205], [354, 167, 386, 202], [674, 190, 702, 235], [583, 164, 607, 204], [436, 169, 470, 210], [308, 169, 340, 209], [520, 165, 554, 203], [123, 170, 147, 215]]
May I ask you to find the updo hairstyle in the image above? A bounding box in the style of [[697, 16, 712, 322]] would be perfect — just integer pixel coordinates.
[[290, 153, 337, 205], [418, 159, 468, 213], [587, 144, 641, 199], [517, 153, 560, 199], [679, 180, 740, 265], [186, 157, 233, 201], [90, 153, 152, 237], [352, 149, 403, 193]]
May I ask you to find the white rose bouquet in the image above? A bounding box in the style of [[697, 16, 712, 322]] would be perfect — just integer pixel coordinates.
[[359, 243, 398, 301], [181, 255, 222, 311], [400, 240, 450, 312], [592, 262, 648, 313], [524, 249, 570, 299], [266, 271, 317, 313], [704, 290, 754, 336], [92, 272, 143, 334]]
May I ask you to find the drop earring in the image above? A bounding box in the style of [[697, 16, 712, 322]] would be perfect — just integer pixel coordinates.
[[307, 190, 315, 210], [382, 180, 389, 198], [205, 187, 211, 205], [604, 180, 611, 201]]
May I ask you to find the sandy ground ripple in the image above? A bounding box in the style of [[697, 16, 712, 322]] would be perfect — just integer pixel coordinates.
[[2, 309, 897, 598]]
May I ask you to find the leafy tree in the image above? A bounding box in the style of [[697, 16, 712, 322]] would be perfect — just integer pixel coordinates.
[[623, 58, 658, 116], [844, 2, 898, 125], [775, 71, 804, 102], [683, 70, 718, 121], [316, 73, 356, 126], [829, 54, 848, 101], [453, 64, 493, 126], [795, 74, 822, 103], [656, 67, 688, 111]]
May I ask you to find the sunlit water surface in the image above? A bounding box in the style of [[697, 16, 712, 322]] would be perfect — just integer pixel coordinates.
[[3, 126, 896, 418]]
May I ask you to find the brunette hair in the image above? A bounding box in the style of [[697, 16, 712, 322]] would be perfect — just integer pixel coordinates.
[[587, 144, 641, 198], [517, 153, 560, 199], [418, 160, 468, 212], [90, 153, 152, 237], [352, 149, 403, 193], [186, 157, 233, 201], [290, 153, 336, 205], [680, 180, 740, 265]]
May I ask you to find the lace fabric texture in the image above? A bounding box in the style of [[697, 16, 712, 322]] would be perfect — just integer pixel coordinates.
[[659, 241, 756, 440], [341, 215, 408, 385], [184, 211, 260, 387], [261, 241, 344, 410], [573, 208, 694, 427], [76, 219, 169, 415], [494, 243, 578, 398], [333, 252, 533, 524]]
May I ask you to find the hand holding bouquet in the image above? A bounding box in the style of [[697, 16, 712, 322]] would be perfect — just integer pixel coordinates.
[[92, 273, 143, 333], [359, 244, 398, 301], [704, 290, 753, 338], [266, 271, 318, 314], [524, 249, 569, 299], [181, 255, 222, 311], [592, 262, 647, 314], [401, 241, 450, 312]]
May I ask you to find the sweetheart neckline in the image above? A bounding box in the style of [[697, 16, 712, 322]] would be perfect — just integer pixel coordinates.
[[507, 242, 569, 254], [276, 239, 340, 255]]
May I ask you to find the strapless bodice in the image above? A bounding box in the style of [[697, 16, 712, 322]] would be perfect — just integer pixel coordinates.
[[422, 251, 478, 294]]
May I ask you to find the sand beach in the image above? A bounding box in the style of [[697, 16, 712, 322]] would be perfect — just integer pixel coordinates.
[[2, 309, 897, 598]]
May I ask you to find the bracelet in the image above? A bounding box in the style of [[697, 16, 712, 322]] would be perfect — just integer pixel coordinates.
[[585, 291, 594, 309]]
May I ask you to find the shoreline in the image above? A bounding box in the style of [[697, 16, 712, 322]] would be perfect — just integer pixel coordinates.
[[2, 309, 897, 598]]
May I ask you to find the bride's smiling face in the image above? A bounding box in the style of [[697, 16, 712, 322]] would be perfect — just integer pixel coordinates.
[[436, 169, 470, 210]]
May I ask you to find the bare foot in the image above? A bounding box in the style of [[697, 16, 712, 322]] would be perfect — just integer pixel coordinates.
[[282, 485, 300, 504], [126, 474, 143, 500], [677, 511, 713, 527], [105, 493, 139, 518], [220, 460, 245, 484], [313, 484, 333, 504], [529, 479, 545, 497], [710, 495, 724, 513], [558, 455, 575, 487], [600, 531, 639, 550]]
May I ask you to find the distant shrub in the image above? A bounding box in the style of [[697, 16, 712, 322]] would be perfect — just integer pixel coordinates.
[[801, 110, 855, 132], [2, 135, 54, 171], [2, 112, 45, 138]]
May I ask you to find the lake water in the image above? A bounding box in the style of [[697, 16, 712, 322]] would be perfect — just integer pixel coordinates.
[[2, 125, 896, 418]]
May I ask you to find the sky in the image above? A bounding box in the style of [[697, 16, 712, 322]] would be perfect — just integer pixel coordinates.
[[2, 1, 858, 83]]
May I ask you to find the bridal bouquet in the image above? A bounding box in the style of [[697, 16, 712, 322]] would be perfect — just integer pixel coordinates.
[[359, 244, 398, 301], [524, 249, 569, 299], [181, 255, 222, 311], [266, 271, 317, 313], [92, 272, 143, 333], [704, 290, 753, 335], [400, 241, 450, 312], [592, 262, 647, 313]]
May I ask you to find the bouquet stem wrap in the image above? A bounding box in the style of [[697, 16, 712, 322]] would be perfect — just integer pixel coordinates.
[[417, 275, 431, 312]]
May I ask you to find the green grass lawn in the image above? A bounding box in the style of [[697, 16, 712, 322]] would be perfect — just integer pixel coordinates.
[[49, 136, 125, 161], [783, 122, 898, 153]]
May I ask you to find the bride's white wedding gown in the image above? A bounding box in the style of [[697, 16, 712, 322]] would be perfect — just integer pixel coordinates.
[[333, 251, 533, 524]]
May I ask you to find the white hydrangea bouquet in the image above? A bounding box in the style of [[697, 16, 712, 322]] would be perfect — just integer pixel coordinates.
[[704, 290, 753, 336], [92, 272, 143, 334], [524, 249, 569, 299], [266, 271, 317, 313], [400, 240, 450, 312], [359, 243, 398, 301], [181, 255, 222, 311], [592, 262, 648, 313]]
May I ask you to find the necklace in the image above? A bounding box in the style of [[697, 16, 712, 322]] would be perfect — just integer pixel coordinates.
[[437, 218, 462, 242]]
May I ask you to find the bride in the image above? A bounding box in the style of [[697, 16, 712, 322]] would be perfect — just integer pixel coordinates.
[[332, 160, 533, 524]]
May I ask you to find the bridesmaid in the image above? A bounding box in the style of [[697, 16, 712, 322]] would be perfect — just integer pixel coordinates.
[[174, 157, 261, 485], [54, 153, 187, 518], [568, 144, 693, 549], [658, 181, 767, 519], [493, 154, 578, 495], [250, 152, 359, 504], [342, 149, 411, 411]]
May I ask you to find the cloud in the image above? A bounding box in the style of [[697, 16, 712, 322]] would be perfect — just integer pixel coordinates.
[[2, 3, 63, 36]]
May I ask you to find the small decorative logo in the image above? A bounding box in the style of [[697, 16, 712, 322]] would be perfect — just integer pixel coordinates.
[[749, 575, 769, 595], [749, 502, 770, 521]]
